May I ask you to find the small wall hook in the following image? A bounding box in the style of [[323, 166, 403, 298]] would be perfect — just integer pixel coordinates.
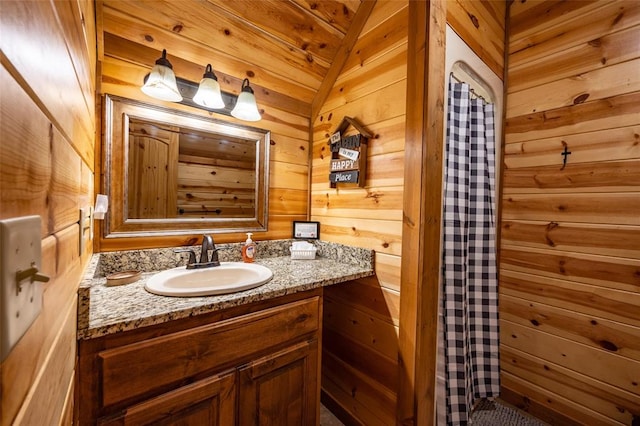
[[560, 144, 572, 170]]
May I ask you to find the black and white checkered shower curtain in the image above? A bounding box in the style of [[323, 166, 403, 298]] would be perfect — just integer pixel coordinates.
[[442, 81, 500, 425]]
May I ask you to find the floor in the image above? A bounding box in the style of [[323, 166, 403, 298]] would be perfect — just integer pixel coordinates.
[[471, 399, 550, 426], [319, 404, 344, 426], [319, 400, 549, 426]]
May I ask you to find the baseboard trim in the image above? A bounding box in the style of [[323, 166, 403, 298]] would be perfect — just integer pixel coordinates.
[[320, 389, 362, 426]]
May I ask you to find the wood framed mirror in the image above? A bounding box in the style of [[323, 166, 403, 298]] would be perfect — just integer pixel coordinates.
[[102, 95, 269, 238]]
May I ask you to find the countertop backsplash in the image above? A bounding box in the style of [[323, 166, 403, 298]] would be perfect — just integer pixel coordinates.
[[92, 239, 372, 278]]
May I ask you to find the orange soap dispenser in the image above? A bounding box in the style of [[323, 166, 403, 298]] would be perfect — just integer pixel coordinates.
[[241, 232, 256, 263]]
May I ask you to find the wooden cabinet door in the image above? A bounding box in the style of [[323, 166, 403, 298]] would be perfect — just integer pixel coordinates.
[[99, 370, 236, 426], [238, 340, 319, 426]]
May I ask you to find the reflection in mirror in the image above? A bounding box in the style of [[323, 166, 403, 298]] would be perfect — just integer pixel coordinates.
[[103, 95, 269, 238], [127, 118, 256, 219]]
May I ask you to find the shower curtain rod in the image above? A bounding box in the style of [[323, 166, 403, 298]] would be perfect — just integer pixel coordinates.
[[449, 72, 487, 102]]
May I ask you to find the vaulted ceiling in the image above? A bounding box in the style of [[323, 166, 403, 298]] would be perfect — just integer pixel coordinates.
[[98, 0, 375, 119]]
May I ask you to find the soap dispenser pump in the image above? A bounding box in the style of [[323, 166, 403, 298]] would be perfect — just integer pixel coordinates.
[[241, 232, 256, 263]]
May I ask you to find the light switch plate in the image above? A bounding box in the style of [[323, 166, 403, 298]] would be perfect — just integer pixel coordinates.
[[0, 215, 43, 361]]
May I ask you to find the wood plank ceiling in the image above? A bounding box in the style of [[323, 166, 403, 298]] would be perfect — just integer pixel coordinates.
[[98, 0, 369, 119]]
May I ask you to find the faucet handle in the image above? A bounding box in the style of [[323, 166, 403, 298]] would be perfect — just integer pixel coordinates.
[[174, 248, 196, 265]]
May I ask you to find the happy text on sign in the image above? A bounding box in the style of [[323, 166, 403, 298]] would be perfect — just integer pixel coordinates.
[[330, 158, 360, 172]]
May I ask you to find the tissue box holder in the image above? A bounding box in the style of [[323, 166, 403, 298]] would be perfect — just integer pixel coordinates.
[[290, 247, 317, 260]]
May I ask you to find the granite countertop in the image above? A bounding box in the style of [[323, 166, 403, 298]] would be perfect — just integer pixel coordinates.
[[77, 240, 374, 340]]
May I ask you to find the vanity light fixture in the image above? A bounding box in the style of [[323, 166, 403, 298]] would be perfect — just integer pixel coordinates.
[[192, 64, 225, 109], [140, 49, 182, 102], [230, 78, 261, 122], [141, 49, 261, 121]]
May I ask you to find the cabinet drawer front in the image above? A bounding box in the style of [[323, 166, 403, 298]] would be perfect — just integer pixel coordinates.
[[99, 297, 320, 409], [98, 370, 236, 426]]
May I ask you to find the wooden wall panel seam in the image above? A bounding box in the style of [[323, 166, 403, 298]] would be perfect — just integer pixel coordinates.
[[10, 298, 78, 425], [50, 0, 96, 130], [498, 264, 640, 293], [508, 1, 617, 48], [321, 373, 390, 426], [0, 2, 95, 167], [508, 25, 640, 94], [446, 0, 505, 78], [500, 370, 625, 426], [322, 327, 399, 393], [322, 350, 397, 425], [505, 58, 640, 118], [500, 318, 640, 396], [498, 266, 640, 292], [339, 4, 408, 80], [310, 0, 377, 120], [319, 43, 408, 115], [500, 268, 640, 326], [509, 1, 639, 63], [505, 91, 640, 144], [324, 292, 398, 328], [499, 220, 640, 259], [324, 296, 399, 362], [501, 345, 640, 413], [313, 80, 407, 134], [500, 293, 640, 362], [359, 1, 407, 39]]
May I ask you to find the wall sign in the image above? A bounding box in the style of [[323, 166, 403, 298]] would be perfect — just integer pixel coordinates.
[[327, 117, 373, 188]]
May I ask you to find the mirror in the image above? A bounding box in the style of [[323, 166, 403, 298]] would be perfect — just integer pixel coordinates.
[[103, 95, 269, 237]]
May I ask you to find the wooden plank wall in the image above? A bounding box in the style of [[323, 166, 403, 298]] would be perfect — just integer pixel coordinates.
[[97, 41, 310, 251], [502, 1, 640, 424], [447, 0, 507, 79], [311, 1, 506, 424], [0, 0, 96, 424], [311, 2, 408, 424]]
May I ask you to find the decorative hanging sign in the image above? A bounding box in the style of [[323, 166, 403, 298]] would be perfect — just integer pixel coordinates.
[[327, 117, 372, 188]]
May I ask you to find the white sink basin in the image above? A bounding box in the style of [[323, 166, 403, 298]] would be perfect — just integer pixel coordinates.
[[145, 262, 273, 297]]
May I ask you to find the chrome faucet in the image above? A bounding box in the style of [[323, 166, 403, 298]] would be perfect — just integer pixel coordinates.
[[174, 234, 220, 269]]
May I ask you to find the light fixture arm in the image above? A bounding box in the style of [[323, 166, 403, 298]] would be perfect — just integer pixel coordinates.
[[202, 64, 218, 81], [156, 49, 174, 69], [240, 78, 254, 94]]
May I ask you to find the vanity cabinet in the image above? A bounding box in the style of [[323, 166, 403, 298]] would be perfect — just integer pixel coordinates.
[[77, 290, 322, 425]]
